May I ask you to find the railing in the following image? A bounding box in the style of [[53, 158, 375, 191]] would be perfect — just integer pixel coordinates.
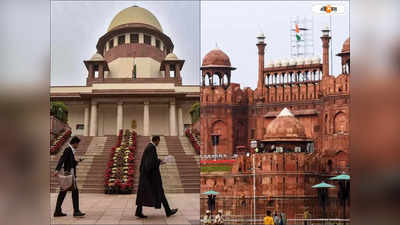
[[200, 217, 350, 225]]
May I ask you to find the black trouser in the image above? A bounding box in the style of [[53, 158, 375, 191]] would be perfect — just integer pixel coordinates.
[[136, 192, 172, 215], [55, 185, 80, 213]]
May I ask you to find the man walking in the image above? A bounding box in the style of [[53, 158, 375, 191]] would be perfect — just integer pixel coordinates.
[[53, 136, 85, 217], [135, 136, 178, 218]]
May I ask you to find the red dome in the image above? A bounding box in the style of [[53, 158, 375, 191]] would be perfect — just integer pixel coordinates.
[[202, 49, 231, 67], [341, 38, 350, 53], [263, 108, 307, 141]]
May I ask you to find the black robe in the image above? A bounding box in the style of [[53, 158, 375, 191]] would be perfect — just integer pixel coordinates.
[[135, 143, 164, 208], [56, 146, 78, 178]]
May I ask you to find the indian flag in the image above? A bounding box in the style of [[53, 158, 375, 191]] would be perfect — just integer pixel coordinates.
[[295, 24, 301, 41], [132, 58, 136, 79]]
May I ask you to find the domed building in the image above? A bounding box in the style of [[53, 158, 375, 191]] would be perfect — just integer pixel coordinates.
[[50, 6, 199, 136], [261, 107, 313, 153]]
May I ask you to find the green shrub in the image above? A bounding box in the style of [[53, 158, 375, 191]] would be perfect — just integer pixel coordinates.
[[50, 101, 68, 123], [190, 102, 200, 123]]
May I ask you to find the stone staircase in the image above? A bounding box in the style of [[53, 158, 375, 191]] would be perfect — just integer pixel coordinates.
[[50, 135, 118, 193], [133, 136, 200, 194], [165, 136, 200, 193]]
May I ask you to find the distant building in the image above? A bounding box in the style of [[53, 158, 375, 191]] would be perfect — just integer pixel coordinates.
[[50, 6, 199, 136], [200, 30, 350, 219]]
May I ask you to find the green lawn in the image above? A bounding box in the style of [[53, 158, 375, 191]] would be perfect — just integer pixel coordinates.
[[201, 165, 232, 173]]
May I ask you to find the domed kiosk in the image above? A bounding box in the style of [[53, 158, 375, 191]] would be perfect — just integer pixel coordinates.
[[337, 37, 350, 74], [201, 48, 236, 87], [261, 108, 313, 153]]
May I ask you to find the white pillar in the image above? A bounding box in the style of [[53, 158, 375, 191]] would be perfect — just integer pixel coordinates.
[[117, 101, 123, 135], [143, 100, 150, 136], [83, 105, 90, 136], [169, 100, 177, 136], [178, 106, 184, 136], [89, 100, 97, 136], [139, 33, 144, 44]]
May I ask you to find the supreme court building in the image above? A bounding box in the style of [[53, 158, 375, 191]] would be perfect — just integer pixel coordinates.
[[50, 6, 199, 136]]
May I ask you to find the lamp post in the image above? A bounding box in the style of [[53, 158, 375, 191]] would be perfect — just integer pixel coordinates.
[[211, 134, 220, 161], [312, 181, 335, 224], [246, 151, 256, 225], [330, 173, 350, 225]]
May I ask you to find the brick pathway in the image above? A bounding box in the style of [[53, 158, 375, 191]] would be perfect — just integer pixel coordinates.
[[50, 193, 200, 225]]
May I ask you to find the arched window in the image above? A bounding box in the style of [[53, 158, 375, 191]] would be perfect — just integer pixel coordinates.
[[213, 74, 220, 86], [334, 112, 347, 134]]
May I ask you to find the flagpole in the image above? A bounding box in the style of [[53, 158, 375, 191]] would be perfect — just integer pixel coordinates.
[[330, 14, 333, 76]]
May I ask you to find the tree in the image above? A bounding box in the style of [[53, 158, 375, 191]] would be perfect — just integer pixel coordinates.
[[189, 102, 200, 124]]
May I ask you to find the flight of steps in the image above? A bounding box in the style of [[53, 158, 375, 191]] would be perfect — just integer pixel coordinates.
[[165, 136, 200, 193], [80, 135, 118, 193], [50, 135, 118, 193], [133, 136, 200, 193]]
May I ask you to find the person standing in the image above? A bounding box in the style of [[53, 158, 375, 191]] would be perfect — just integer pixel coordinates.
[[280, 212, 287, 225], [215, 209, 224, 225], [264, 210, 274, 225], [53, 136, 85, 217], [135, 136, 178, 218], [304, 208, 310, 225], [273, 212, 281, 225], [203, 210, 212, 225]]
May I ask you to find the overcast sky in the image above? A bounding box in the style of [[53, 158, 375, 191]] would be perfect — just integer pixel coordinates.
[[201, 1, 349, 88], [51, 1, 200, 86], [51, 1, 349, 88]]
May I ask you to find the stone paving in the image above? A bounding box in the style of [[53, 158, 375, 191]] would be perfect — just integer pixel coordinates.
[[50, 193, 200, 225]]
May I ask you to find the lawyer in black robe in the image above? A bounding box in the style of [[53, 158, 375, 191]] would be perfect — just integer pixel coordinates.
[[135, 136, 178, 218]]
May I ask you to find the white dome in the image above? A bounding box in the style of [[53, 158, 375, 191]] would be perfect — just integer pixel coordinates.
[[274, 59, 282, 67], [281, 58, 289, 66], [296, 57, 305, 65], [289, 58, 297, 66], [305, 57, 312, 65], [165, 53, 178, 60], [312, 56, 321, 64], [267, 60, 274, 68], [90, 53, 105, 61]]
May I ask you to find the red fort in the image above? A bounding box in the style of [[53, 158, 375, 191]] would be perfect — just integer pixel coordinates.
[[200, 30, 350, 220]]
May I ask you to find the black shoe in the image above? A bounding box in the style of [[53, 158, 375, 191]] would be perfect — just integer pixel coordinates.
[[53, 212, 67, 217], [166, 208, 178, 217], [73, 211, 86, 217], [135, 214, 148, 219]]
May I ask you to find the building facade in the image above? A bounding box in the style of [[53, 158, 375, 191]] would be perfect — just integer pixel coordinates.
[[50, 6, 199, 137], [200, 30, 350, 219]]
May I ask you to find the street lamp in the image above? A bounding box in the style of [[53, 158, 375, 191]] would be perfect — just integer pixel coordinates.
[[330, 173, 350, 225], [211, 134, 220, 161], [312, 181, 335, 224]]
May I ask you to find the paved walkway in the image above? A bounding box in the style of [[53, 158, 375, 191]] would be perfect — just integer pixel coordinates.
[[50, 193, 200, 225]]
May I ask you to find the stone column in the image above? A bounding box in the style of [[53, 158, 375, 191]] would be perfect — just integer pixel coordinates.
[[321, 32, 331, 78], [83, 105, 90, 136], [165, 64, 170, 78], [169, 100, 177, 136], [99, 64, 104, 80], [89, 100, 98, 136], [143, 100, 150, 136], [178, 106, 184, 136], [117, 101, 123, 135], [88, 64, 94, 80]]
